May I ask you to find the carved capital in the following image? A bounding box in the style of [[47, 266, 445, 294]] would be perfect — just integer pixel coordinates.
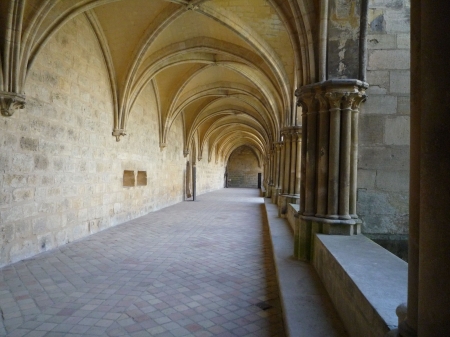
[[315, 92, 328, 112], [298, 92, 316, 114], [283, 131, 292, 141], [0, 92, 26, 117], [325, 92, 344, 110], [112, 129, 126, 142], [342, 93, 356, 110], [352, 92, 368, 110]]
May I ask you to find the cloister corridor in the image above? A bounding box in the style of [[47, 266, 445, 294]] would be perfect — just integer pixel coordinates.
[[0, 188, 346, 337]]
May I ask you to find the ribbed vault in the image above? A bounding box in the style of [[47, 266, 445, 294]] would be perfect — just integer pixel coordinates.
[[0, 0, 317, 164]]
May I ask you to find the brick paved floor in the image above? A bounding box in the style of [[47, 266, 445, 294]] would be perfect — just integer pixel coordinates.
[[0, 188, 285, 337]]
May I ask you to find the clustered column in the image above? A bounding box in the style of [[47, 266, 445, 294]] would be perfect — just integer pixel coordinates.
[[271, 142, 283, 203], [294, 80, 367, 260], [266, 149, 273, 198], [277, 126, 302, 217]]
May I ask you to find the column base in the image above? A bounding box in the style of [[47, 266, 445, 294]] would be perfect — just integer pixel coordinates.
[[266, 184, 273, 198], [394, 304, 417, 337], [270, 186, 279, 204], [294, 215, 361, 261], [277, 194, 300, 218], [398, 320, 417, 337]]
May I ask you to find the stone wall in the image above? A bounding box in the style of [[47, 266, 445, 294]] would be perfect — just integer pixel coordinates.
[[0, 14, 224, 267], [328, 0, 362, 79], [227, 146, 261, 188], [358, 0, 410, 235], [196, 144, 226, 194]]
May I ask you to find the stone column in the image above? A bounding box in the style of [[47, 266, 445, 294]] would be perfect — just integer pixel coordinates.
[[278, 139, 286, 197], [300, 109, 307, 214], [277, 129, 291, 217], [278, 127, 302, 217], [399, 1, 450, 336], [325, 92, 343, 220], [263, 158, 268, 192], [294, 80, 367, 260], [349, 97, 361, 219], [294, 130, 302, 195], [266, 150, 273, 198], [315, 93, 329, 217], [272, 142, 282, 204], [338, 95, 353, 219], [304, 94, 318, 216], [289, 130, 297, 195], [282, 130, 291, 194], [186, 161, 192, 199]]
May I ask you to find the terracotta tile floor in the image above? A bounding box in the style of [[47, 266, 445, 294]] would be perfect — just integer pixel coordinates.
[[0, 188, 285, 336]]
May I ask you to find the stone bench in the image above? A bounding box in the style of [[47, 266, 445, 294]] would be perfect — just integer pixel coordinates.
[[287, 203, 299, 232], [313, 234, 407, 337]]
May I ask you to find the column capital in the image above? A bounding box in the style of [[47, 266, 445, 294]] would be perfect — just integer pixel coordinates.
[[325, 92, 345, 109], [315, 92, 329, 112], [0, 91, 25, 117], [112, 129, 127, 142], [342, 93, 356, 110], [297, 79, 368, 112], [352, 91, 368, 110], [281, 128, 291, 138], [295, 89, 316, 112]]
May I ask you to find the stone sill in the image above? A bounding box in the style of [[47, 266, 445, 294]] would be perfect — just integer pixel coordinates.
[[313, 234, 407, 337], [287, 203, 299, 232]]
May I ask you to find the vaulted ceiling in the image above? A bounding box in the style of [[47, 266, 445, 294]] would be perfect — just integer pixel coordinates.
[[0, 0, 318, 163]]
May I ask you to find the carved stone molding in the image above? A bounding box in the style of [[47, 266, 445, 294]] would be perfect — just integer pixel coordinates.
[[112, 129, 126, 142], [0, 91, 26, 117]]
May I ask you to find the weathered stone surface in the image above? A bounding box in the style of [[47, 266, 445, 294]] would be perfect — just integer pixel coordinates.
[[376, 170, 410, 192], [0, 15, 225, 267], [360, 213, 409, 234], [359, 115, 385, 145], [357, 169, 377, 189], [359, 1, 410, 238], [20, 137, 39, 151], [369, 10, 386, 33], [385, 116, 410, 145], [397, 96, 410, 115], [367, 70, 390, 89], [313, 234, 407, 337], [358, 188, 409, 234], [390, 70, 410, 94], [362, 95, 397, 115], [367, 34, 397, 49], [368, 50, 410, 70], [359, 146, 409, 170], [227, 146, 260, 188], [385, 7, 410, 33], [397, 33, 410, 49]]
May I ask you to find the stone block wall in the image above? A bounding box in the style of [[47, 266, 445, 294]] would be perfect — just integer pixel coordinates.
[[358, 0, 410, 235], [196, 146, 226, 193], [227, 146, 261, 188], [0, 15, 224, 267], [327, 0, 362, 79]]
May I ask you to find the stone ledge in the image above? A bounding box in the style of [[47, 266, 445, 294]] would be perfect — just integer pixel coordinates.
[[313, 234, 407, 337], [287, 203, 299, 232], [263, 198, 347, 337], [260, 186, 266, 197]]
